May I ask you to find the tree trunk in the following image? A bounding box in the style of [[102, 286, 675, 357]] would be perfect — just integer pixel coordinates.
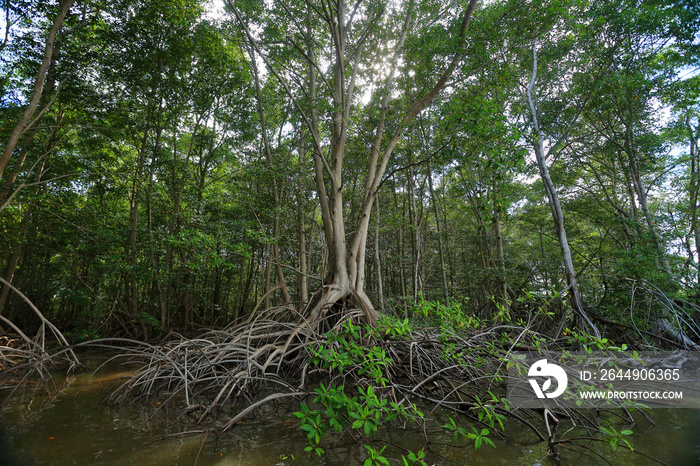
[[248, 45, 291, 304], [297, 127, 309, 305], [146, 128, 167, 331], [230, 0, 478, 324], [623, 122, 672, 278], [685, 112, 700, 286], [0, 0, 75, 181], [492, 180, 508, 302], [0, 41, 61, 204], [127, 128, 149, 339], [0, 163, 43, 314], [394, 177, 409, 318], [428, 162, 449, 302], [374, 194, 384, 310], [526, 40, 600, 339]]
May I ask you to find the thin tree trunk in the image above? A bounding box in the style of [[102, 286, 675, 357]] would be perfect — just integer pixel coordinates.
[[428, 162, 449, 302], [526, 40, 600, 338], [0, 47, 60, 204], [0, 0, 75, 181], [393, 176, 408, 317], [235, 253, 246, 318], [297, 127, 309, 304], [146, 128, 167, 330], [374, 194, 384, 310], [623, 123, 672, 278], [264, 245, 272, 310], [685, 112, 700, 286], [0, 161, 44, 314], [441, 168, 455, 288], [492, 180, 508, 302], [410, 165, 423, 303], [248, 45, 291, 304], [127, 117, 152, 338]]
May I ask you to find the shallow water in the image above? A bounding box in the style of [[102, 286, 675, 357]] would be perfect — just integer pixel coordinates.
[[1, 355, 699, 465]]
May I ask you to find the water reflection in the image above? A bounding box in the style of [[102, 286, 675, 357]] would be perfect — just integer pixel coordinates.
[[1, 356, 699, 465]]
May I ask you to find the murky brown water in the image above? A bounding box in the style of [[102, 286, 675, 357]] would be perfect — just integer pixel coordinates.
[[1, 354, 699, 465]]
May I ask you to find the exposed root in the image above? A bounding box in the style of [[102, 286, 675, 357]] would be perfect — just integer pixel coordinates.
[[107, 303, 613, 465], [0, 278, 84, 398], [105, 301, 670, 464]]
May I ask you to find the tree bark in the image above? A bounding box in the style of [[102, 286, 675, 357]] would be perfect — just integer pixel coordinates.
[[0, 0, 75, 181], [526, 40, 600, 339], [297, 127, 309, 305], [428, 162, 449, 302], [374, 194, 384, 310], [230, 0, 478, 324], [685, 112, 700, 286]]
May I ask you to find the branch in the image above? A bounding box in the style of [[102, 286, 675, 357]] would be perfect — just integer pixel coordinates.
[[226, 1, 331, 177], [379, 137, 454, 190]]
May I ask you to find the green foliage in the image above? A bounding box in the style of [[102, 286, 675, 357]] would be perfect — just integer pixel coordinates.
[[600, 424, 634, 451], [442, 417, 496, 450], [294, 378, 425, 460], [401, 448, 428, 466], [295, 322, 427, 459], [375, 315, 413, 339], [310, 320, 393, 386], [564, 328, 630, 352], [413, 296, 482, 332], [363, 445, 389, 466]]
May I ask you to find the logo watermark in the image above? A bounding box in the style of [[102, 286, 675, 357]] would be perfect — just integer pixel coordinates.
[[528, 359, 568, 398], [507, 351, 700, 409]]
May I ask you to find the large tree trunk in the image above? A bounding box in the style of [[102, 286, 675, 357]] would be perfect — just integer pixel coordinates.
[[230, 0, 479, 324]]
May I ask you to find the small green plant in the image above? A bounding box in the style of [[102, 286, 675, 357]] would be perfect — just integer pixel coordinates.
[[471, 392, 508, 431], [491, 295, 512, 323], [363, 445, 390, 466], [310, 320, 392, 386], [296, 323, 425, 460], [442, 417, 496, 450], [295, 402, 326, 457], [401, 448, 427, 466], [564, 328, 630, 352], [376, 315, 413, 339], [600, 425, 634, 451], [413, 296, 481, 332]]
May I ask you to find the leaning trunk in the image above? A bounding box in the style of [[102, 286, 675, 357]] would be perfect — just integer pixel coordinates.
[[526, 40, 600, 339]]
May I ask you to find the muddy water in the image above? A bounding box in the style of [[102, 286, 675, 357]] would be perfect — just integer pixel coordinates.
[[1, 356, 699, 465]]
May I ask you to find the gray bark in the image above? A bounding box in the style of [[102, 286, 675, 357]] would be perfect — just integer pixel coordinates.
[[526, 40, 600, 339], [0, 0, 75, 181]]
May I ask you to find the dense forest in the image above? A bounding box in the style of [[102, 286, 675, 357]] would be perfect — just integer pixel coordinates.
[[1, 0, 700, 464], [1, 0, 699, 340]]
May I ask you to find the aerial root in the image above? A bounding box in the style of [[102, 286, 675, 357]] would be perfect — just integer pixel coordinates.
[[110, 306, 513, 433]]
